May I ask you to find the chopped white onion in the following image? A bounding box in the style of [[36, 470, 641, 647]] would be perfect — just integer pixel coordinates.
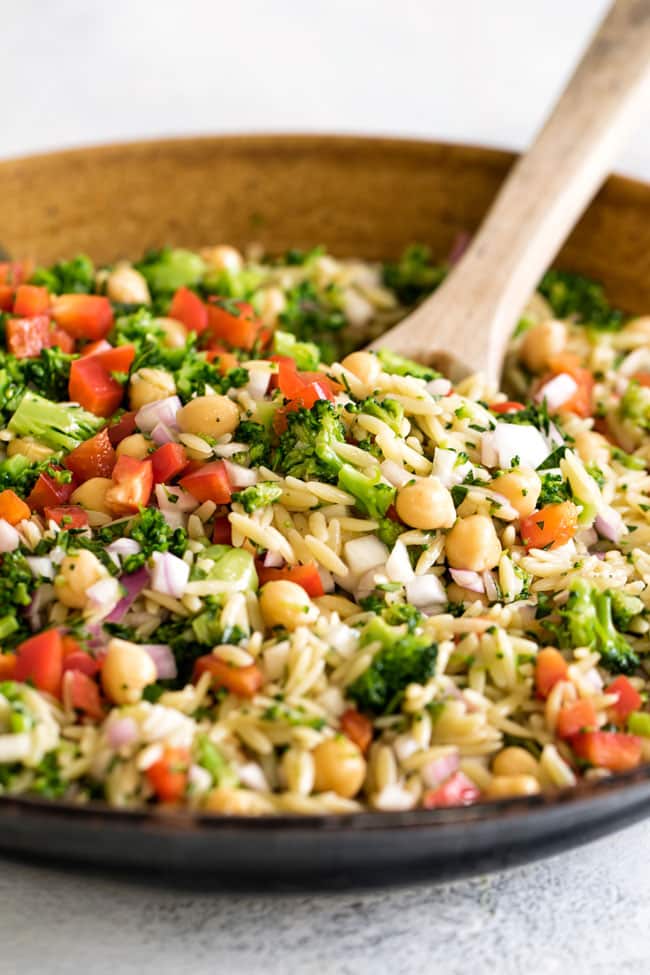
[[379, 459, 412, 488], [481, 423, 549, 470], [595, 507, 625, 543], [223, 459, 258, 488], [159, 509, 186, 531], [150, 551, 190, 598], [188, 764, 213, 795], [426, 378, 452, 396], [534, 373, 578, 411], [135, 396, 182, 434], [213, 441, 247, 458], [155, 483, 198, 513], [107, 538, 142, 564], [263, 642, 290, 681], [141, 643, 177, 679], [421, 751, 460, 789], [355, 566, 385, 602], [619, 347, 650, 377], [106, 716, 138, 749], [237, 762, 269, 792], [26, 556, 54, 580], [449, 569, 485, 593], [86, 577, 121, 617], [432, 447, 472, 488], [245, 366, 272, 400], [386, 540, 415, 584], [0, 519, 20, 553], [405, 574, 447, 608], [317, 566, 335, 593], [343, 536, 388, 577]]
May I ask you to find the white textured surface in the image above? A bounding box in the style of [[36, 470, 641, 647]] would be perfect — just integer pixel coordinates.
[[3, 1, 650, 971]]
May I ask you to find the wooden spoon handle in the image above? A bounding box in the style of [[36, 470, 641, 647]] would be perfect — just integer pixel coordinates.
[[372, 0, 650, 382]]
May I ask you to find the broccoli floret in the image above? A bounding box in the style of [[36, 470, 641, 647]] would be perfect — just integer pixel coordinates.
[[382, 244, 446, 304], [200, 267, 263, 300], [235, 420, 274, 467], [272, 330, 321, 370], [125, 508, 188, 570], [609, 591, 644, 633], [8, 391, 103, 452], [195, 733, 238, 787], [502, 400, 553, 434], [274, 400, 345, 482], [538, 269, 624, 331], [376, 348, 439, 382], [381, 602, 423, 631], [557, 579, 640, 674], [348, 623, 438, 715], [376, 516, 405, 547], [354, 397, 404, 435], [20, 347, 75, 401], [611, 447, 645, 470], [0, 455, 41, 496], [135, 248, 206, 296], [30, 254, 95, 294], [278, 281, 346, 364], [538, 472, 571, 507], [0, 552, 36, 645], [232, 482, 283, 513], [174, 356, 248, 403], [337, 464, 395, 519], [619, 380, 650, 432]]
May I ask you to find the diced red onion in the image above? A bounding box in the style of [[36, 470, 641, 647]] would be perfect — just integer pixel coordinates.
[[619, 347, 650, 377], [379, 459, 412, 488], [595, 507, 625, 543], [406, 574, 447, 608], [159, 508, 186, 531], [426, 378, 452, 396], [107, 716, 139, 749], [0, 519, 20, 553], [150, 551, 190, 599], [421, 751, 460, 789], [386, 540, 415, 584], [237, 762, 269, 792], [534, 373, 578, 411], [107, 538, 141, 564], [151, 422, 178, 446], [450, 569, 485, 593], [26, 556, 54, 580], [482, 571, 499, 602], [135, 396, 182, 434], [105, 567, 149, 623], [223, 459, 258, 488], [245, 367, 272, 400], [155, 483, 198, 512], [263, 550, 284, 568], [140, 643, 177, 680], [481, 423, 549, 470], [26, 583, 55, 631], [86, 577, 121, 617], [576, 527, 598, 549]]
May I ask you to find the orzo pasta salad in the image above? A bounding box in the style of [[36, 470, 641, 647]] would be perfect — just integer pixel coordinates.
[[0, 242, 649, 814]]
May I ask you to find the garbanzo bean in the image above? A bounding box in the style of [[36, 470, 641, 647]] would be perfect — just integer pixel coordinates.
[[54, 550, 108, 609], [492, 747, 540, 779], [258, 287, 287, 327], [200, 244, 243, 273], [70, 477, 113, 515], [491, 468, 541, 518], [106, 263, 150, 305], [259, 580, 319, 631], [203, 786, 275, 815], [445, 514, 502, 572], [154, 316, 188, 349], [340, 351, 381, 386], [101, 638, 157, 705], [573, 429, 611, 467], [396, 477, 456, 530], [116, 433, 150, 460], [520, 319, 567, 373], [129, 368, 176, 410], [312, 737, 367, 798], [485, 774, 541, 799], [177, 394, 240, 439], [7, 437, 55, 462]]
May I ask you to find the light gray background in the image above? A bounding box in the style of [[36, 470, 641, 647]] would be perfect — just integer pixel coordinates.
[[3, 1, 650, 972]]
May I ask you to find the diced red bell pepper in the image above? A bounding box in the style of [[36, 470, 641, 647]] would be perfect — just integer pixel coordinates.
[[0, 285, 14, 311], [43, 505, 90, 529], [151, 442, 188, 485], [52, 294, 114, 340], [205, 299, 265, 351], [0, 261, 29, 286], [105, 455, 153, 516], [62, 651, 100, 678], [556, 698, 598, 739], [607, 675, 643, 724], [63, 669, 104, 720], [571, 730, 642, 773], [277, 360, 308, 398], [146, 746, 190, 803], [0, 489, 31, 526], [15, 629, 64, 698], [81, 339, 112, 357], [490, 400, 525, 414], [257, 562, 324, 597], [0, 654, 16, 680], [64, 428, 116, 482], [106, 410, 137, 446], [91, 343, 136, 374], [61, 634, 83, 657], [340, 708, 373, 754], [13, 284, 49, 317], [535, 647, 569, 699], [27, 471, 76, 512], [422, 771, 481, 808], [6, 315, 52, 358], [212, 516, 232, 545], [169, 286, 208, 334], [179, 460, 232, 504], [193, 655, 263, 698], [69, 355, 125, 417]]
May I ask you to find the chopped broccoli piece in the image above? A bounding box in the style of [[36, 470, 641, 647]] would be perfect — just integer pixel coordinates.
[[124, 508, 187, 571], [201, 267, 263, 300], [502, 400, 552, 434], [8, 391, 103, 452], [611, 447, 645, 470], [355, 397, 404, 435], [195, 733, 238, 787], [381, 602, 423, 631], [30, 254, 95, 294], [337, 464, 395, 519], [538, 472, 571, 507], [556, 579, 640, 674], [193, 546, 258, 592], [235, 420, 274, 467], [376, 516, 405, 548], [619, 380, 650, 432], [0, 552, 36, 646], [376, 348, 439, 381], [278, 281, 346, 364], [272, 330, 321, 370], [232, 482, 283, 513], [282, 246, 326, 266], [627, 711, 650, 737], [274, 400, 345, 482], [382, 244, 446, 304], [0, 455, 42, 496], [609, 590, 644, 632], [19, 347, 75, 401], [135, 248, 205, 295], [538, 270, 624, 331], [348, 618, 438, 715]]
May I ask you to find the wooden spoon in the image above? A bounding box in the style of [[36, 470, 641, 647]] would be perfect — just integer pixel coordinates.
[[369, 0, 650, 384]]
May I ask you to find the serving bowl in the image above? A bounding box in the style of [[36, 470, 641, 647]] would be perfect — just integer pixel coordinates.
[[2, 134, 650, 887]]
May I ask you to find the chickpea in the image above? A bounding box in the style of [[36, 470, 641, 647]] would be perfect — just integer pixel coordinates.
[[340, 351, 381, 387], [446, 582, 487, 605], [154, 316, 188, 349], [203, 786, 274, 815], [492, 747, 540, 779], [129, 368, 176, 410], [177, 394, 240, 439], [485, 774, 541, 799], [200, 244, 243, 273], [520, 319, 567, 373], [259, 580, 319, 631], [116, 433, 150, 460], [491, 468, 541, 518], [573, 429, 610, 467], [445, 514, 502, 572], [101, 638, 157, 705], [396, 477, 456, 530], [55, 550, 108, 609], [106, 263, 151, 305], [258, 287, 287, 327], [71, 477, 113, 515], [312, 737, 367, 798], [7, 437, 55, 462]]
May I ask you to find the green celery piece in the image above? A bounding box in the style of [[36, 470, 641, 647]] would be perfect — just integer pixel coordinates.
[[272, 330, 321, 370], [628, 711, 650, 737], [0, 617, 18, 642], [202, 546, 258, 591], [8, 391, 103, 452], [139, 249, 205, 293], [196, 734, 238, 787]]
